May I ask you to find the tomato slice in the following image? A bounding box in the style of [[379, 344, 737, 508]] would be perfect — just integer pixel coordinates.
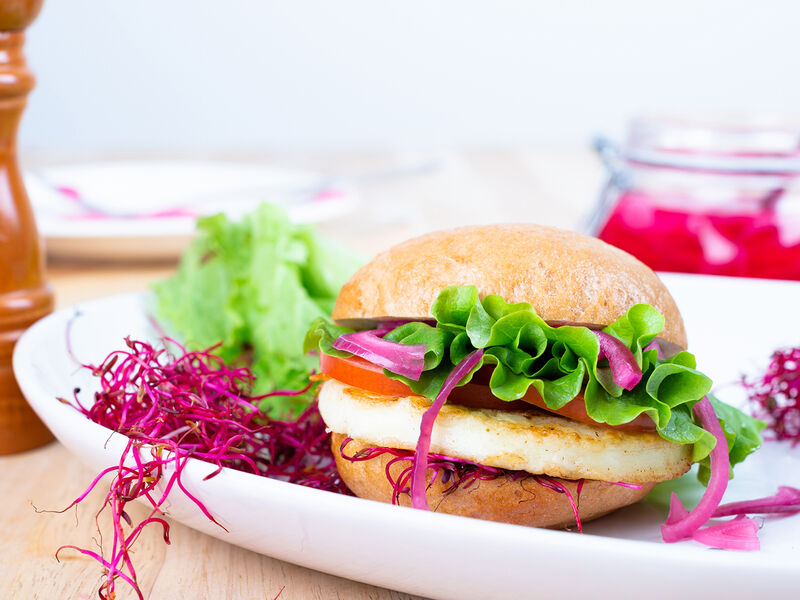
[[520, 392, 657, 432], [319, 353, 414, 397], [319, 354, 656, 432]]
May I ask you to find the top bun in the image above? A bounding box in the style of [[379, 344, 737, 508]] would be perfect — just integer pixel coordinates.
[[333, 224, 687, 348]]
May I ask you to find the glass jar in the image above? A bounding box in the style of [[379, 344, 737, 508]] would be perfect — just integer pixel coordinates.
[[590, 116, 800, 280]]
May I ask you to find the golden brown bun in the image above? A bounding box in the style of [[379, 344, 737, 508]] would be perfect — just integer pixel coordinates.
[[332, 434, 656, 529], [333, 224, 687, 348]]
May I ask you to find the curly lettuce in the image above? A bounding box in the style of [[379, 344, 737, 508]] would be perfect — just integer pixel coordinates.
[[154, 203, 362, 416], [306, 285, 764, 480]]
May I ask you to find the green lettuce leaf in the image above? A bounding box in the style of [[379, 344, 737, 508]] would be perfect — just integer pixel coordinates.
[[307, 284, 763, 479], [154, 203, 362, 416]]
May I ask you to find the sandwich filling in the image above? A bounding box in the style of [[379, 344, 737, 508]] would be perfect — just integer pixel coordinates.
[[307, 285, 764, 482], [318, 378, 692, 483], [305, 284, 765, 538]]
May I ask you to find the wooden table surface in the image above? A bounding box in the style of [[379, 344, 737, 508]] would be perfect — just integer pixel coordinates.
[[0, 150, 603, 600]]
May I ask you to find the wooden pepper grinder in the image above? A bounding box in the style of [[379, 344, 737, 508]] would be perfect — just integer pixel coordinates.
[[0, 0, 55, 454]]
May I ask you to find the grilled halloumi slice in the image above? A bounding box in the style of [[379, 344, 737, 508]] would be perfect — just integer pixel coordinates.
[[318, 378, 692, 484]]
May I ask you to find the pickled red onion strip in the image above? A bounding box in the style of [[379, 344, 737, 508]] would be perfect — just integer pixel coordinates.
[[665, 492, 689, 525], [692, 515, 761, 551], [644, 340, 665, 359], [713, 486, 800, 517], [595, 331, 643, 390], [333, 330, 426, 380], [410, 349, 484, 510], [661, 396, 730, 542]]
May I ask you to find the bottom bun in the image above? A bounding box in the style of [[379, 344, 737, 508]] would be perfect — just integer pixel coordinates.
[[332, 433, 656, 529]]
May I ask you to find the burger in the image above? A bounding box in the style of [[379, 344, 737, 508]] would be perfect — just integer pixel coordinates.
[[305, 224, 762, 531]]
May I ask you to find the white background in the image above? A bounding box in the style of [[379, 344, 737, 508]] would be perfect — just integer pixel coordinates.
[[20, 0, 800, 153]]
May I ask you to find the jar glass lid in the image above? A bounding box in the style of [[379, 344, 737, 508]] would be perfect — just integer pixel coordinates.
[[621, 114, 800, 174]]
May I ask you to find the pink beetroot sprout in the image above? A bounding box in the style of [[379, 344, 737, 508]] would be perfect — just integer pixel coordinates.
[[57, 337, 348, 600], [339, 438, 642, 533], [744, 346, 800, 444], [339, 437, 507, 506]]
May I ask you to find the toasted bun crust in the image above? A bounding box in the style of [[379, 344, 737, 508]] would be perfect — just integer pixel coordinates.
[[332, 434, 656, 529], [333, 224, 687, 348]]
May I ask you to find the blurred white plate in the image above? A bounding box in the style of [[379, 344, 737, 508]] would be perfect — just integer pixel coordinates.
[[13, 274, 800, 599], [26, 161, 357, 262]]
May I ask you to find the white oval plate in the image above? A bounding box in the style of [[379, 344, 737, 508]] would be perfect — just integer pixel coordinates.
[[13, 274, 800, 599], [26, 161, 357, 262]]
